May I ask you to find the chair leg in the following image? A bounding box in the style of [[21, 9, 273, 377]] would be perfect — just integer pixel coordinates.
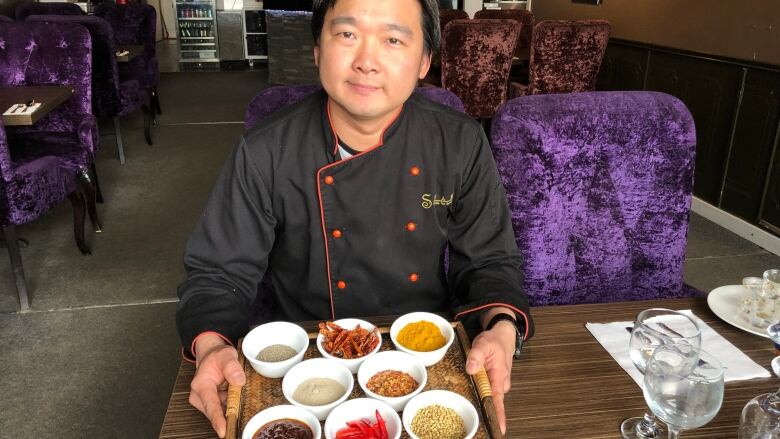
[[113, 117, 126, 164], [3, 226, 30, 311], [78, 169, 102, 233], [143, 105, 154, 146], [91, 163, 104, 204], [147, 88, 159, 128], [67, 192, 91, 255], [152, 86, 162, 115]]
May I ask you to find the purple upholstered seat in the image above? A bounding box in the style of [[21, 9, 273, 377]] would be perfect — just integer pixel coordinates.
[[0, 15, 13, 22], [243, 85, 464, 323], [28, 14, 152, 163], [245, 85, 464, 130], [514, 20, 610, 96], [94, 2, 161, 116], [441, 19, 519, 119], [15, 1, 84, 21], [438, 8, 468, 37], [474, 9, 533, 57], [491, 91, 697, 305], [0, 21, 98, 310]]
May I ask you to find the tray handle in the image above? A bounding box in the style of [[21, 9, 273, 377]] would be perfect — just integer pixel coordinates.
[[454, 323, 504, 439], [225, 339, 245, 439]]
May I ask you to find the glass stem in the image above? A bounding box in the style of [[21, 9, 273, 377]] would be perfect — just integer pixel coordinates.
[[667, 427, 682, 439], [636, 412, 662, 437]]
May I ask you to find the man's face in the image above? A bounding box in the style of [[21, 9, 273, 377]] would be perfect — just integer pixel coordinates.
[[314, 0, 432, 123]]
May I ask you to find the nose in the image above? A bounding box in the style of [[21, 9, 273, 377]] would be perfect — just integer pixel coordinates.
[[352, 39, 380, 74]]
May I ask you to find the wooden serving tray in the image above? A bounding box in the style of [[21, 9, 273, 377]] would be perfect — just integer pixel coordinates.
[[226, 321, 502, 439]]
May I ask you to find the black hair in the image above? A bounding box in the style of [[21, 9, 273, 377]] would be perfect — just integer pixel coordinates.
[[311, 0, 440, 55]]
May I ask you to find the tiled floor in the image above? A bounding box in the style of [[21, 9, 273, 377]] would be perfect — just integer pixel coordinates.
[[0, 45, 779, 438]]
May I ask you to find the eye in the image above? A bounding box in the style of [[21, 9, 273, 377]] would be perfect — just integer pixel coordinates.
[[388, 37, 401, 45], [340, 31, 355, 39]]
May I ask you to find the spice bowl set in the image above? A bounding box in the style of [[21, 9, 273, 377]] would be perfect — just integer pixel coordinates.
[[240, 312, 477, 439]]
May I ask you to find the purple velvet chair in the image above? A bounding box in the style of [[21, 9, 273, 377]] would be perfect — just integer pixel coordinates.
[[439, 8, 468, 37], [513, 20, 611, 96], [441, 19, 519, 119], [28, 15, 152, 164], [0, 22, 98, 310], [243, 85, 464, 323], [0, 15, 12, 22], [474, 9, 533, 57], [491, 91, 697, 305], [94, 2, 161, 117], [15, 1, 84, 21]]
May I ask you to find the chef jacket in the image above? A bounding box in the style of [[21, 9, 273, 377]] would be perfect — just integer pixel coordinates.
[[176, 89, 534, 357]]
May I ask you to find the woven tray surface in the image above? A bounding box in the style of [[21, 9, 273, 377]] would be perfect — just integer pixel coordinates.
[[238, 338, 490, 438]]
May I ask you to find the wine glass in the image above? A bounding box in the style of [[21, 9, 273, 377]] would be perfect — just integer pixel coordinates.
[[644, 345, 724, 438], [621, 309, 702, 439]]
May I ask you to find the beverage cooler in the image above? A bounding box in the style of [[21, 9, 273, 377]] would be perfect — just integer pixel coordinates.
[[175, 0, 219, 66]]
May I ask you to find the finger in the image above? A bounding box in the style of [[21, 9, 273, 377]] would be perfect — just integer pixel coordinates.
[[493, 387, 507, 435], [466, 343, 489, 375], [201, 386, 227, 438], [221, 356, 246, 386]]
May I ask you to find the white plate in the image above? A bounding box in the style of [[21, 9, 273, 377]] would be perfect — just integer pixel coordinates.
[[707, 285, 769, 338]]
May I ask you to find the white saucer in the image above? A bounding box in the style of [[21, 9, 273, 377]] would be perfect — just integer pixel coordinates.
[[707, 285, 769, 338]]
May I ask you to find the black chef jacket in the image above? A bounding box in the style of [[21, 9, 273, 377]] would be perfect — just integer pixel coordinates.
[[176, 89, 534, 356]]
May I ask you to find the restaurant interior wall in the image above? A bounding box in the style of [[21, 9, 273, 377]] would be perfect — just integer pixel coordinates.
[[0, 0, 23, 17], [532, 0, 779, 65]]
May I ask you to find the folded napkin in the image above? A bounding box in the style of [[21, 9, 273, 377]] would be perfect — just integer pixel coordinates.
[[3, 102, 41, 116], [586, 310, 771, 388]]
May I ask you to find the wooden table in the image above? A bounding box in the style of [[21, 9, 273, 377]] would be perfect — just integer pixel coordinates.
[[116, 44, 144, 63], [0, 85, 74, 126], [158, 297, 778, 438]]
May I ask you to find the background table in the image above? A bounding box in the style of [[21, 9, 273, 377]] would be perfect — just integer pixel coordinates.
[[158, 297, 778, 438], [0, 85, 73, 126], [116, 44, 144, 63]]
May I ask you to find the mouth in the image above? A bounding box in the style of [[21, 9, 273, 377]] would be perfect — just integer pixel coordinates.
[[347, 82, 381, 94]]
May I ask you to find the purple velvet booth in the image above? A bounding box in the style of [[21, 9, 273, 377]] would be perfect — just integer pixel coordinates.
[[491, 91, 697, 306], [94, 2, 161, 117], [243, 85, 465, 323], [0, 22, 98, 310], [28, 14, 152, 164], [15, 1, 84, 21]]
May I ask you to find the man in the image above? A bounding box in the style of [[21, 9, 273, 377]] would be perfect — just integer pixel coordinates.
[[176, 0, 534, 437]]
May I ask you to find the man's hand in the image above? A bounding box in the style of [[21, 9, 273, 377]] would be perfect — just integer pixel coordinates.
[[465, 321, 517, 435], [189, 334, 246, 438]]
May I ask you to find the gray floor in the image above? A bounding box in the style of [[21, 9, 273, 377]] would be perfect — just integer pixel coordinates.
[[1, 45, 779, 438]]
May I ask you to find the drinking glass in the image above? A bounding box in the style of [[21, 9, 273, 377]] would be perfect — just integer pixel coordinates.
[[621, 309, 702, 439], [742, 277, 763, 316], [644, 345, 724, 439], [739, 388, 780, 438], [750, 270, 780, 328]]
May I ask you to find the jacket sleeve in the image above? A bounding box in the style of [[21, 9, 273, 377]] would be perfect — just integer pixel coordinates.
[[447, 127, 535, 339], [176, 136, 277, 356]]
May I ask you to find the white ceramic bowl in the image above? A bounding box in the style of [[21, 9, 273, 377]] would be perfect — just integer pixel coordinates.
[[357, 350, 427, 412], [390, 312, 455, 367], [316, 318, 382, 374], [402, 390, 479, 439], [242, 404, 322, 439], [282, 358, 354, 421], [324, 398, 402, 439], [242, 321, 309, 378]]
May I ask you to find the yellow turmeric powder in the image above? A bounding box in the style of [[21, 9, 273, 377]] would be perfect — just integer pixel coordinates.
[[397, 320, 446, 352]]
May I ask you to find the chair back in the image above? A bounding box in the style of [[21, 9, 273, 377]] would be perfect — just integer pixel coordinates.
[[27, 15, 121, 118], [441, 19, 519, 119], [94, 2, 158, 88], [245, 85, 464, 130], [0, 15, 13, 22], [474, 9, 533, 55], [265, 10, 319, 85], [438, 8, 468, 40], [0, 21, 92, 132], [491, 91, 696, 305], [528, 19, 610, 95], [15, 1, 83, 21]]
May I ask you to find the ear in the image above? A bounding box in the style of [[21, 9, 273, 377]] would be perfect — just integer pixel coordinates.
[[417, 52, 432, 80], [313, 46, 320, 67]]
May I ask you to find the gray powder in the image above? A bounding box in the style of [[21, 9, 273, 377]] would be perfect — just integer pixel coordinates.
[[257, 344, 297, 362], [292, 378, 346, 406]]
